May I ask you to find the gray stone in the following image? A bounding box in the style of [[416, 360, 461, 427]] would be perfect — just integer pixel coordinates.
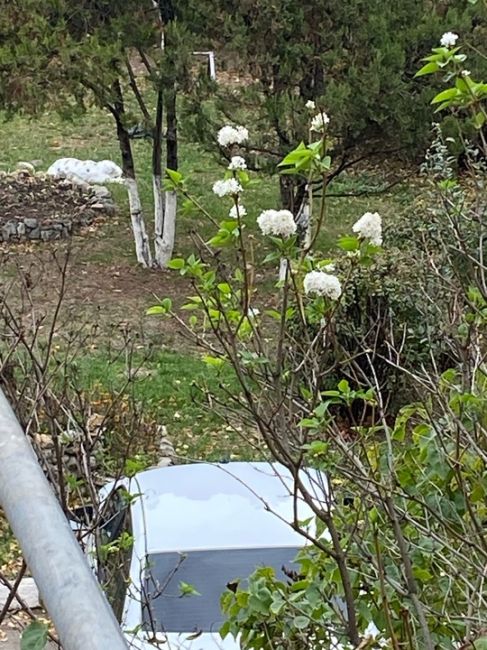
[[24, 217, 38, 229], [0, 578, 40, 611], [80, 210, 95, 225], [92, 184, 112, 200], [40, 229, 53, 241], [17, 222, 26, 237], [97, 201, 117, 217], [29, 228, 40, 240], [2, 221, 17, 240]]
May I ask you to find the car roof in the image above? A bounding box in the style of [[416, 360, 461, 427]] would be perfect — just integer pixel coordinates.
[[110, 461, 327, 554]]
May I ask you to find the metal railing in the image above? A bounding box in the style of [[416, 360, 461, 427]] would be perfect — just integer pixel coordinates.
[[0, 389, 128, 650]]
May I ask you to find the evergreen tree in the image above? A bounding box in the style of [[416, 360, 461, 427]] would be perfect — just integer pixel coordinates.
[[183, 0, 487, 212], [0, 0, 189, 268]]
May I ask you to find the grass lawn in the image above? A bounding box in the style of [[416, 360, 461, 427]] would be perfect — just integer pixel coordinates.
[[0, 104, 412, 461]]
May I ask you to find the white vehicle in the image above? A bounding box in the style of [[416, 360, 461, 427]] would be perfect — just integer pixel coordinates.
[[86, 462, 328, 650]]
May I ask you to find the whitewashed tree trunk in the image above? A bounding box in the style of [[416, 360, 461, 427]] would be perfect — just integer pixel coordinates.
[[155, 190, 177, 268], [125, 177, 152, 268], [153, 174, 165, 266]]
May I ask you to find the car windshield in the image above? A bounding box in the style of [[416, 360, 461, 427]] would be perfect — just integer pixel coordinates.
[[142, 546, 300, 633]]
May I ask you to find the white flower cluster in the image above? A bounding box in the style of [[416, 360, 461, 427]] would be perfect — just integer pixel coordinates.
[[461, 69, 471, 77], [303, 270, 342, 300], [311, 112, 330, 132], [217, 125, 249, 147], [257, 209, 297, 238], [440, 31, 458, 48], [305, 99, 316, 111], [229, 203, 247, 218], [212, 178, 243, 197], [352, 211, 382, 246], [228, 155, 247, 170]]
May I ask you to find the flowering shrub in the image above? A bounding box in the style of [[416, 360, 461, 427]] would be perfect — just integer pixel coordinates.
[[150, 35, 487, 647]]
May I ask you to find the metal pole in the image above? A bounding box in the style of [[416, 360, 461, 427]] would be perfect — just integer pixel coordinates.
[[0, 389, 128, 650]]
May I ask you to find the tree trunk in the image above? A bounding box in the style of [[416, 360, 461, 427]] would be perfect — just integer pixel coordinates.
[[153, 80, 178, 268], [166, 83, 178, 171], [153, 89, 166, 267], [112, 80, 152, 268], [125, 176, 152, 269], [157, 190, 177, 268]]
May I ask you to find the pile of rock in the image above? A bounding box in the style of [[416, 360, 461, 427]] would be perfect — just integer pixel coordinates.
[[0, 162, 119, 244]]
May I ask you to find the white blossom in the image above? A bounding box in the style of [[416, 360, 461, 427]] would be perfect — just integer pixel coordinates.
[[440, 32, 458, 48], [305, 100, 316, 111], [311, 112, 330, 132], [352, 211, 382, 246], [247, 307, 260, 318], [461, 69, 471, 77], [217, 125, 249, 147], [228, 155, 247, 170], [303, 270, 342, 300], [229, 203, 247, 218], [212, 178, 243, 197], [257, 209, 297, 238]]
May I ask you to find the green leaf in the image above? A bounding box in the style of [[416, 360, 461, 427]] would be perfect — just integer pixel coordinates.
[[413, 567, 433, 582], [415, 61, 440, 77], [278, 142, 307, 166], [320, 155, 332, 170], [146, 305, 166, 315], [265, 309, 282, 321], [472, 111, 486, 129], [166, 168, 183, 185], [431, 87, 458, 104], [293, 616, 310, 630], [202, 355, 225, 368], [338, 235, 360, 252], [21, 622, 48, 650], [146, 298, 172, 315], [179, 581, 201, 597], [220, 621, 231, 640], [161, 298, 172, 312], [167, 258, 185, 270], [217, 282, 232, 295]]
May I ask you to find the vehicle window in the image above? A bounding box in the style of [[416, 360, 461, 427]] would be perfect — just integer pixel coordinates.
[[142, 546, 300, 633]]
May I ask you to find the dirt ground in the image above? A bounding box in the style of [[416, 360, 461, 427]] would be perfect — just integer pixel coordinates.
[[0, 171, 190, 345], [0, 213, 190, 348]]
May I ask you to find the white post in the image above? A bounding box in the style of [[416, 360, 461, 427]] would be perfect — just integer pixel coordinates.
[[193, 51, 216, 81], [208, 51, 216, 80], [0, 389, 128, 650]]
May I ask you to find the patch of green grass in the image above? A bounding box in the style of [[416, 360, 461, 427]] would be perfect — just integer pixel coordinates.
[[75, 348, 260, 461]]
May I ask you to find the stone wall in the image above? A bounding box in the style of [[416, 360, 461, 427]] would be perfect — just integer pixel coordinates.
[[0, 173, 117, 243]]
